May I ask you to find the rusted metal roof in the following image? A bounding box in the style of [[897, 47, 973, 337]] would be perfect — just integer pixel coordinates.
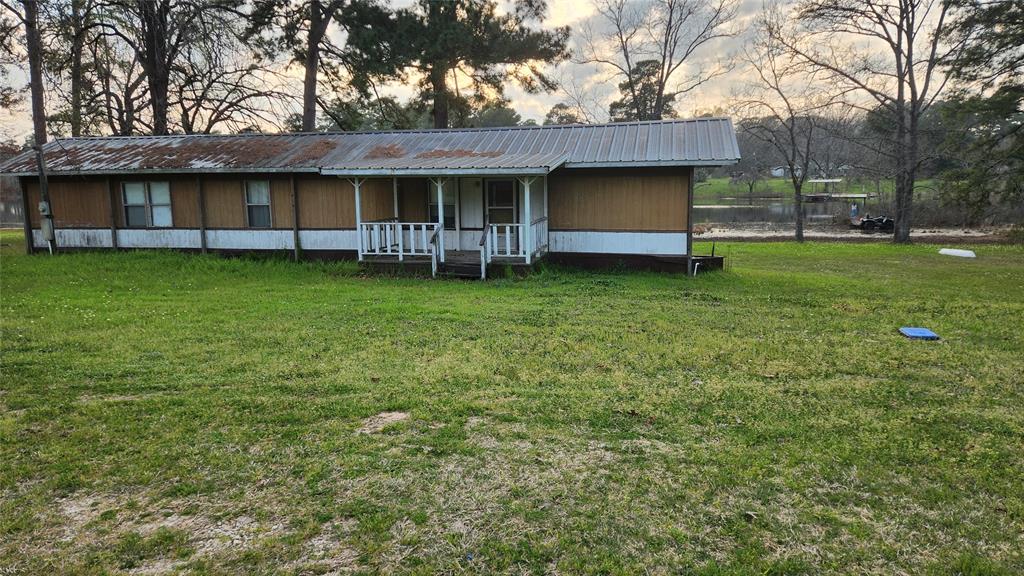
[[0, 118, 739, 176]]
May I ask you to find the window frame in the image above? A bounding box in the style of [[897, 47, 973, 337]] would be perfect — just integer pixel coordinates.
[[244, 180, 273, 229], [485, 178, 518, 225], [121, 181, 172, 228], [427, 179, 457, 230]]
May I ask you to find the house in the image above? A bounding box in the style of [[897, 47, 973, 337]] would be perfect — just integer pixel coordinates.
[[1, 118, 740, 277], [769, 165, 803, 178]]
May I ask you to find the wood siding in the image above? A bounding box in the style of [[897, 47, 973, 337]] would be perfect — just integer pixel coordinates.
[[297, 176, 354, 228], [548, 167, 690, 232], [204, 177, 246, 228], [25, 178, 110, 228], [359, 178, 394, 222], [400, 178, 429, 222]]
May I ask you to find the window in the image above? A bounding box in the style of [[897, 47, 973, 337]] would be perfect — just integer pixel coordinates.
[[486, 179, 516, 224], [123, 182, 172, 228], [428, 180, 456, 229], [245, 181, 272, 228]]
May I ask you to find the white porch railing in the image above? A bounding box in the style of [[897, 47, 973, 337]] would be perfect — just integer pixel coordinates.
[[359, 221, 441, 260], [484, 223, 525, 259], [530, 217, 549, 257]]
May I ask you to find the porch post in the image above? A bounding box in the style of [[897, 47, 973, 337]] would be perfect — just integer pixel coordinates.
[[686, 167, 694, 276], [392, 177, 399, 219], [521, 176, 532, 264], [108, 176, 119, 251], [351, 177, 364, 261], [543, 175, 549, 252], [434, 177, 445, 263]]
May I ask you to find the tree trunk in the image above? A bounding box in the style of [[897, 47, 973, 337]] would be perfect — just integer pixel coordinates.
[[139, 0, 169, 135], [430, 65, 449, 129], [794, 184, 804, 242], [893, 115, 918, 243], [70, 0, 83, 136], [302, 0, 325, 132], [24, 0, 47, 146]]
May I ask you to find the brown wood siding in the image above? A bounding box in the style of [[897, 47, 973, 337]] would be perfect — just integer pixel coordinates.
[[25, 178, 110, 228], [297, 176, 354, 228], [548, 167, 690, 232], [360, 178, 394, 222], [270, 178, 293, 229], [203, 177, 246, 228], [400, 178, 428, 222], [169, 178, 199, 228]]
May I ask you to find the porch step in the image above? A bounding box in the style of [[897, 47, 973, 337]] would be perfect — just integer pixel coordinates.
[[439, 262, 482, 279]]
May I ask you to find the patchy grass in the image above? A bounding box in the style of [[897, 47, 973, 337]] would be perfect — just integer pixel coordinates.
[[1, 231, 1022, 575]]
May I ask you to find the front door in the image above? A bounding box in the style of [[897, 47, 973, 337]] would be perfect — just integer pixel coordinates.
[[486, 179, 518, 252]]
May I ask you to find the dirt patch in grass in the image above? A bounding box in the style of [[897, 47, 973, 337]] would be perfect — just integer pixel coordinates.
[[53, 491, 287, 567], [356, 411, 409, 434]]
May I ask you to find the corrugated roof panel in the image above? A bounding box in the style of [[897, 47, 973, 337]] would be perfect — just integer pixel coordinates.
[[0, 118, 740, 176]]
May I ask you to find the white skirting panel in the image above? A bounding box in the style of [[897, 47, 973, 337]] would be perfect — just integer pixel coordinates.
[[33, 228, 113, 248], [207, 229, 293, 250], [549, 231, 688, 256], [117, 229, 202, 249], [297, 230, 358, 251]]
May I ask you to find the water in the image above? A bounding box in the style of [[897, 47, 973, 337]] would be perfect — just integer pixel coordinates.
[[694, 200, 852, 224]]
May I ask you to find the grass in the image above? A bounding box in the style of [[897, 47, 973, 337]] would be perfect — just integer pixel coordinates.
[[695, 177, 939, 204], [1, 230, 1023, 575]]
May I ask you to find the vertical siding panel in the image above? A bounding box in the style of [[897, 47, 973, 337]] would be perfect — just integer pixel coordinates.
[[548, 168, 687, 232]]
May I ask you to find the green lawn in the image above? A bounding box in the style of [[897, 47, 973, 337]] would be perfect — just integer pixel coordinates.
[[2, 231, 1023, 575]]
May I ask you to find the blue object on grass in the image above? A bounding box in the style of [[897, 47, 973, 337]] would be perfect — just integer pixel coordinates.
[[899, 327, 940, 340]]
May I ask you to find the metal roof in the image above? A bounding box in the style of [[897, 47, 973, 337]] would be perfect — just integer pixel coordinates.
[[0, 118, 740, 177]]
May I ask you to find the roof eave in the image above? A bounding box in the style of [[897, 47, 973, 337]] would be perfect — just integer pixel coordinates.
[[563, 159, 739, 168], [2, 167, 323, 177]]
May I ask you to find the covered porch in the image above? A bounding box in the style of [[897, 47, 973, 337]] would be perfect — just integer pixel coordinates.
[[338, 172, 551, 279]]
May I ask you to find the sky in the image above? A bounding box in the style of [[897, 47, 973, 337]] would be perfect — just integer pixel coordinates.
[[0, 0, 759, 141]]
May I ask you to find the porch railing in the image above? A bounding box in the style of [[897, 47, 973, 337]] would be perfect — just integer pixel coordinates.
[[359, 221, 440, 261], [530, 216, 549, 257], [484, 223, 525, 259]]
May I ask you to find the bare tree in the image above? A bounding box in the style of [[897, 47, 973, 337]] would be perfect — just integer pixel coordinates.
[[580, 0, 737, 121], [173, 27, 296, 134], [736, 5, 843, 241], [774, 0, 965, 242]]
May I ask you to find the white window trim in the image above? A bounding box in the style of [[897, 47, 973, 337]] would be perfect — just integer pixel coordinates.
[[244, 180, 273, 229], [428, 178, 456, 230], [122, 181, 172, 228]]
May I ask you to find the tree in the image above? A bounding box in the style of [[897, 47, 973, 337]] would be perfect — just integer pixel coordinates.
[[774, 0, 965, 242], [544, 102, 586, 125], [372, 0, 569, 129], [581, 0, 737, 122], [937, 0, 1024, 224], [608, 60, 679, 121], [2, 0, 47, 145], [470, 101, 522, 127], [95, 0, 251, 135], [247, 1, 360, 132], [0, 5, 23, 111], [736, 5, 842, 241]]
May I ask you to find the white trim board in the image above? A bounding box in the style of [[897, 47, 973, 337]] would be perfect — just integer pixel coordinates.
[[549, 231, 687, 256]]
